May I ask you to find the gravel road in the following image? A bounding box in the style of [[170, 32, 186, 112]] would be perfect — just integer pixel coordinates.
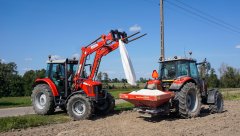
[[1, 100, 240, 136], [0, 99, 126, 117]]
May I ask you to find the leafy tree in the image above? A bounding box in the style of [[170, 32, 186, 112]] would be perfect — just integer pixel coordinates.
[[96, 72, 102, 81], [207, 68, 219, 88], [112, 78, 119, 83], [22, 70, 35, 96], [102, 72, 109, 83], [8, 74, 24, 96], [22, 69, 46, 96], [0, 61, 24, 97], [35, 69, 46, 78], [121, 78, 127, 83], [139, 77, 147, 83], [219, 64, 239, 88]]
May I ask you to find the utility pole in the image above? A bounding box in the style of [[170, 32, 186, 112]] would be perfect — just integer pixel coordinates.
[[160, 0, 165, 61]]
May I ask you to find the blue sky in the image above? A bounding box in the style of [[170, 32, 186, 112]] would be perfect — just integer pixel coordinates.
[[0, 0, 240, 79]]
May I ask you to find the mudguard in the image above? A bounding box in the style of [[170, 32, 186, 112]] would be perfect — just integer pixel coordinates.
[[34, 78, 59, 96], [207, 89, 219, 104], [169, 76, 196, 90], [65, 90, 86, 104]]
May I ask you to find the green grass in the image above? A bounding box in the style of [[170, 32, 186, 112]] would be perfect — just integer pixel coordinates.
[[114, 102, 134, 111], [0, 97, 31, 109], [108, 83, 145, 88], [108, 88, 135, 99], [0, 88, 134, 109], [0, 113, 70, 132], [220, 88, 240, 100], [0, 102, 132, 132]]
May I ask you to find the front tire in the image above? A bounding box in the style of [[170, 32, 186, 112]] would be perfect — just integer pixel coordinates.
[[31, 84, 55, 115], [67, 94, 93, 120], [95, 93, 115, 115], [177, 82, 202, 118], [209, 91, 224, 113]]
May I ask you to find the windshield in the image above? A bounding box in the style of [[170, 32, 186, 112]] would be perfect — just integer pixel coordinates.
[[177, 61, 189, 77], [160, 60, 191, 80], [161, 61, 176, 80]]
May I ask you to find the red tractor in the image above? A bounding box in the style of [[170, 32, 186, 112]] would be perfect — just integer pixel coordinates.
[[31, 30, 146, 120], [120, 57, 224, 118]]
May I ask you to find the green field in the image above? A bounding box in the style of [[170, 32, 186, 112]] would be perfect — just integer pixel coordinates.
[[1, 88, 240, 109], [108, 88, 134, 98], [220, 88, 240, 100], [0, 97, 31, 109], [0, 88, 135, 109]]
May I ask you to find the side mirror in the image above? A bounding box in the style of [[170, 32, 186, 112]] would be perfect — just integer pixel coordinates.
[[152, 70, 159, 79]]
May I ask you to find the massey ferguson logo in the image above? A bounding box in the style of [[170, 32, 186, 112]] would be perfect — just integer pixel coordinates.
[[91, 44, 98, 49]]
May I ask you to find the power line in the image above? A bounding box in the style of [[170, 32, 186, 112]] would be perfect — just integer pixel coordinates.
[[174, 0, 240, 31], [165, 0, 240, 34], [141, 0, 240, 35]]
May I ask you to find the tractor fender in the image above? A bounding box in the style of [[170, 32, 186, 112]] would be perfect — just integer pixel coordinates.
[[65, 90, 86, 105], [169, 76, 196, 90], [207, 89, 219, 104], [34, 78, 59, 96]]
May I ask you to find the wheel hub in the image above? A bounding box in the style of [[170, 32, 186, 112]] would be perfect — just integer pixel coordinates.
[[186, 90, 198, 112], [73, 101, 86, 116], [35, 92, 47, 109]]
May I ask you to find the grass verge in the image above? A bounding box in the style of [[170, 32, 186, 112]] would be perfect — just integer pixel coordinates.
[[109, 88, 135, 99], [114, 102, 134, 111], [0, 102, 133, 132], [220, 88, 240, 100], [0, 113, 70, 132], [0, 97, 31, 109]]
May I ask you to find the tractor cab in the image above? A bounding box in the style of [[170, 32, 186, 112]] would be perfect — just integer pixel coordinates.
[[159, 58, 199, 91], [147, 57, 210, 92], [160, 58, 199, 80], [46, 58, 78, 97]]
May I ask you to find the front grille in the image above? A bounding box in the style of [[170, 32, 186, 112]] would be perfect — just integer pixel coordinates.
[[93, 85, 103, 95]]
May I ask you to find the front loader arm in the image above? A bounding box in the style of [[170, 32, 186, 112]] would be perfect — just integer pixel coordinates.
[[88, 41, 120, 80], [73, 30, 146, 90]]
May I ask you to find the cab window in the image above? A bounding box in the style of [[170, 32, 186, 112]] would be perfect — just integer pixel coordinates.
[[190, 62, 198, 78], [177, 61, 189, 77]]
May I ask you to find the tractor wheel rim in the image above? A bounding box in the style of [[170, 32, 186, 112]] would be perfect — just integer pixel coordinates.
[[73, 101, 86, 116], [35, 92, 47, 109], [186, 90, 198, 112]]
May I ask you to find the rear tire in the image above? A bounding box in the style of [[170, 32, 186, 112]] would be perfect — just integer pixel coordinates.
[[209, 91, 224, 113], [95, 93, 115, 115], [31, 84, 55, 115], [177, 82, 201, 118], [67, 94, 93, 120]]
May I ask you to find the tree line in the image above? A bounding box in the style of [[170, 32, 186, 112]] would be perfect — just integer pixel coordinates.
[[0, 61, 45, 97], [0, 60, 240, 97]]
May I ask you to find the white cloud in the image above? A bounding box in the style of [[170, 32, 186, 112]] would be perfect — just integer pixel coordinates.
[[0, 58, 6, 63], [129, 24, 142, 32], [71, 53, 80, 59], [235, 45, 240, 48], [24, 58, 33, 61], [51, 55, 63, 60]]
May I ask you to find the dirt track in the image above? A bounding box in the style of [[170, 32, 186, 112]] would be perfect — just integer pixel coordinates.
[[1, 100, 240, 136]]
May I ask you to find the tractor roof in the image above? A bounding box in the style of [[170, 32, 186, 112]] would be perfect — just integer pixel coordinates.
[[159, 57, 196, 63], [46, 58, 78, 64]]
